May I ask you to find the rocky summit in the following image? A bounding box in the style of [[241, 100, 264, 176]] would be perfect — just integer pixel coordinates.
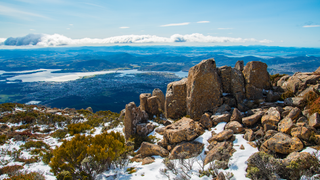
[[125, 58, 320, 179]]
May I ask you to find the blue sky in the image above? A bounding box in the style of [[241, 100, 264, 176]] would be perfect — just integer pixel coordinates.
[[0, 0, 319, 47]]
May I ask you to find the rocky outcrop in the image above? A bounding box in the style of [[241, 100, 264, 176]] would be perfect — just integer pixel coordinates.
[[139, 93, 151, 112], [230, 108, 242, 122], [186, 59, 222, 120], [261, 107, 281, 131], [163, 117, 204, 144], [152, 88, 165, 111], [224, 121, 244, 134], [278, 117, 294, 134], [124, 102, 148, 140], [136, 122, 156, 136], [219, 66, 232, 93], [137, 142, 169, 157], [231, 68, 246, 104], [242, 111, 264, 126], [165, 78, 187, 119], [261, 132, 303, 154], [208, 129, 234, 142], [212, 113, 231, 125], [309, 112, 320, 128], [169, 141, 204, 159], [290, 124, 314, 141], [279, 72, 320, 94], [199, 112, 213, 129], [204, 141, 235, 165], [234, 60, 244, 71], [243, 61, 270, 100], [146, 96, 161, 116]]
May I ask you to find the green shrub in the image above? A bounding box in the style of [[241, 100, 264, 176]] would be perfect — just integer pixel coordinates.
[[0, 134, 7, 145], [3, 171, 45, 180], [270, 73, 286, 83], [0, 103, 18, 112], [67, 123, 92, 136], [76, 109, 93, 117], [41, 150, 53, 165], [129, 134, 158, 150], [20, 140, 50, 150], [52, 129, 68, 139], [49, 132, 128, 180], [280, 90, 294, 101], [0, 165, 23, 176]]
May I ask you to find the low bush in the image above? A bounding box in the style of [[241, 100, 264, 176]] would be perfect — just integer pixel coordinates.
[[50, 131, 129, 180], [76, 109, 93, 117], [270, 73, 286, 84], [67, 123, 92, 135], [3, 171, 45, 180], [280, 90, 294, 101], [129, 134, 158, 150], [20, 140, 50, 150], [0, 134, 7, 145], [0, 103, 20, 112], [41, 150, 53, 165], [0, 165, 23, 176], [51, 129, 68, 139]]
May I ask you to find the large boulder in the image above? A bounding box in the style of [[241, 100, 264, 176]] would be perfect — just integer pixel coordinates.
[[124, 102, 148, 140], [165, 78, 187, 119], [208, 129, 234, 142], [243, 129, 255, 141], [230, 108, 242, 122], [261, 107, 281, 131], [137, 142, 169, 157], [147, 96, 161, 116], [139, 93, 151, 111], [204, 141, 235, 165], [309, 112, 320, 128], [242, 111, 264, 126], [282, 152, 318, 169], [152, 88, 165, 112], [234, 60, 244, 71], [231, 68, 246, 104], [279, 72, 320, 95], [169, 141, 204, 159], [290, 124, 314, 141], [278, 117, 294, 134], [242, 61, 271, 100], [163, 117, 204, 144], [136, 122, 156, 136], [212, 113, 231, 125], [186, 59, 222, 120], [224, 121, 244, 134], [284, 97, 305, 107], [219, 66, 232, 93], [260, 132, 304, 154], [199, 112, 213, 129], [286, 107, 301, 121]]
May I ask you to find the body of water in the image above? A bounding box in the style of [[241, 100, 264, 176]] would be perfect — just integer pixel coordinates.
[[3, 69, 189, 83]]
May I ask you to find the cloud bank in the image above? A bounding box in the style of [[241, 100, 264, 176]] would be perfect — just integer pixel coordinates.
[[303, 25, 320, 28], [160, 22, 190, 27], [2, 33, 272, 46]]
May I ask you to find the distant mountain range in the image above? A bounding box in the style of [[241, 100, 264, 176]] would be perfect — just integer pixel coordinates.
[[0, 45, 319, 74]]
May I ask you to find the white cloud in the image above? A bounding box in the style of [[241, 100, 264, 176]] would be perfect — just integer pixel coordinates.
[[2, 33, 273, 46], [259, 39, 273, 43], [69, 24, 73, 26], [218, 28, 233, 30], [197, 21, 210, 23], [30, 29, 35, 31], [160, 22, 190, 27], [0, 4, 51, 20], [119, 27, 129, 29], [0, 38, 6, 44], [303, 25, 320, 28]]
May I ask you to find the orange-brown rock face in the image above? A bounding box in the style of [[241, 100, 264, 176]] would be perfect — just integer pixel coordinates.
[[164, 117, 204, 144], [124, 102, 148, 140], [261, 132, 303, 154], [165, 78, 187, 119], [186, 59, 222, 120], [243, 61, 271, 99]]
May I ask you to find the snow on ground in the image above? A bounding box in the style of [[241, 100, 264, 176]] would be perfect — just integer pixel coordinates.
[[1, 119, 319, 180]]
